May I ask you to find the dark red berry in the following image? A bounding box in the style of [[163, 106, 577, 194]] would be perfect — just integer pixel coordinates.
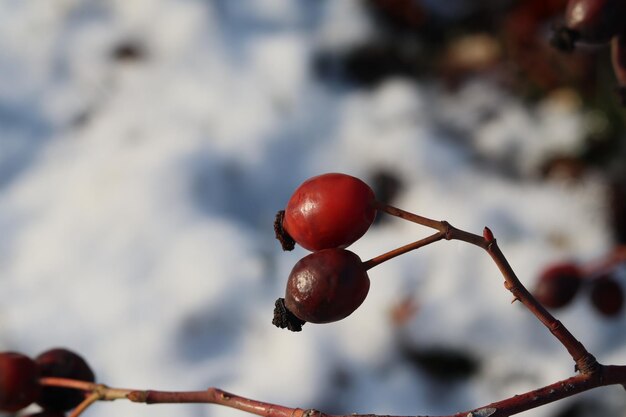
[[280, 173, 377, 251], [284, 248, 370, 324], [36, 348, 95, 411], [566, 0, 625, 42], [553, 0, 626, 50], [533, 263, 583, 309], [590, 276, 624, 317], [0, 352, 40, 412]]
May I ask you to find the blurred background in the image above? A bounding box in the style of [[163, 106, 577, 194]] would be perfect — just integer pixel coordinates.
[[1, 1, 626, 417]]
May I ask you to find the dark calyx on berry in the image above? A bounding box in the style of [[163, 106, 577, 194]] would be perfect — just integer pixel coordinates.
[[284, 248, 370, 324], [36, 348, 96, 411], [0, 352, 41, 412], [272, 298, 306, 332], [281, 173, 377, 251], [533, 263, 583, 309], [274, 210, 295, 251]]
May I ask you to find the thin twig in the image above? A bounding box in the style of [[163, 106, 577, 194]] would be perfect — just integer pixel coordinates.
[[363, 231, 445, 270]]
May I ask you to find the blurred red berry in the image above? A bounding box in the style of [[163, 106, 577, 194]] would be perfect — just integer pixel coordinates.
[[0, 351, 40, 412], [36, 348, 95, 411], [590, 276, 624, 317], [566, 0, 625, 43], [553, 0, 626, 50], [533, 263, 583, 308]]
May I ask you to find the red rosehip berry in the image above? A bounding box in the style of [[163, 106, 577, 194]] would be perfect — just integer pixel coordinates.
[[566, 0, 625, 42], [0, 352, 41, 412], [274, 248, 370, 330], [590, 276, 624, 317], [552, 0, 626, 51], [533, 263, 583, 309], [36, 348, 95, 411], [276, 173, 377, 251]]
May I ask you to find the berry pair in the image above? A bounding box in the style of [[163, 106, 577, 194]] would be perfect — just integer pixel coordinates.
[[0, 348, 95, 413], [273, 173, 379, 331], [533, 262, 624, 317]]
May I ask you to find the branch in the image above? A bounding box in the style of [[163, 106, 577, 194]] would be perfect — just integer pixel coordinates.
[[376, 203, 598, 374], [41, 367, 626, 417]]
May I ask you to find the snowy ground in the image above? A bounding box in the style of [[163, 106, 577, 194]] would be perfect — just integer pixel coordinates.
[[0, 2, 625, 417]]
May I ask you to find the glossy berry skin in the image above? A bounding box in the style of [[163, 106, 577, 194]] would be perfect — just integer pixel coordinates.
[[590, 276, 624, 317], [285, 248, 370, 323], [533, 263, 582, 309], [36, 348, 95, 411], [0, 352, 40, 412], [282, 173, 377, 251], [564, 0, 625, 44]]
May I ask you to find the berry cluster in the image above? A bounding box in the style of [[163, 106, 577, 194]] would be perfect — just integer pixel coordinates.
[[273, 173, 442, 331], [551, 0, 626, 103], [0, 348, 95, 414], [273, 173, 377, 331], [533, 260, 624, 317]]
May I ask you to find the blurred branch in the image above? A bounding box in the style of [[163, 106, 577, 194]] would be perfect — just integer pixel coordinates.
[[42, 365, 626, 417]]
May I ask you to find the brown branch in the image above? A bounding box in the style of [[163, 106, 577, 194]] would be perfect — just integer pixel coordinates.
[[377, 203, 598, 374], [41, 366, 626, 417]]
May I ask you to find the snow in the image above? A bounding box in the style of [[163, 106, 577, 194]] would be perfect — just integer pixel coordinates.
[[0, 2, 624, 417]]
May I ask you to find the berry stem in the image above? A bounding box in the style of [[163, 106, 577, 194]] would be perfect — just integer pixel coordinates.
[[363, 232, 444, 270], [375, 202, 446, 232], [39, 377, 134, 400]]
